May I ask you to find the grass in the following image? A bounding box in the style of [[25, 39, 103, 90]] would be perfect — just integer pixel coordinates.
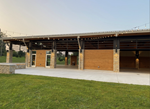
[[0, 56, 77, 65], [0, 74, 150, 109], [0, 56, 69, 64], [0, 56, 25, 63]]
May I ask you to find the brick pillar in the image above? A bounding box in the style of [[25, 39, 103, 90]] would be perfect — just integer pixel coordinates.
[[50, 50, 56, 68], [135, 58, 139, 69], [113, 49, 120, 72], [25, 50, 32, 67], [65, 51, 68, 65], [6, 50, 13, 63], [78, 49, 84, 70]]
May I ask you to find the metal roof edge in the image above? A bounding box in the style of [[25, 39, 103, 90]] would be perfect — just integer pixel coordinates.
[[1, 29, 150, 40]]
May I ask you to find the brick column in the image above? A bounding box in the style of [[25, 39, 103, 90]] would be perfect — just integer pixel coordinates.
[[113, 49, 120, 72], [25, 50, 32, 67], [6, 50, 13, 63], [50, 50, 56, 68], [78, 49, 84, 70]]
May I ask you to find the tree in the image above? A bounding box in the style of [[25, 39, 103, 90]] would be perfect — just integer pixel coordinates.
[[0, 32, 7, 56], [72, 52, 78, 56], [18, 51, 24, 57], [13, 51, 18, 57], [57, 51, 65, 61]]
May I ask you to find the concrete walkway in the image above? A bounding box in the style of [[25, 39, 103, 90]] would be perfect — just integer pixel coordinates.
[[15, 67, 150, 86]]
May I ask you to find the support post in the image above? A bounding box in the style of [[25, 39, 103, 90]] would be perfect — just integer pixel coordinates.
[[78, 40, 84, 70], [113, 49, 120, 72], [25, 42, 32, 67], [65, 51, 68, 65], [78, 49, 84, 70], [50, 41, 56, 68], [6, 42, 13, 63], [135, 51, 139, 69], [113, 38, 120, 72], [50, 50, 56, 68]]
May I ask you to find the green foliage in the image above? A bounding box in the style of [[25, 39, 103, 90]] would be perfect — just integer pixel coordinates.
[[72, 52, 78, 56], [13, 51, 18, 57], [18, 51, 25, 57], [0, 33, 6, 56], [0, 74, 149, 108], [12, 50, 25, 58], [57, 51, 65, 62]]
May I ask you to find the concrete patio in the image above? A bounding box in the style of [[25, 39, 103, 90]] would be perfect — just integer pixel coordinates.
[[15, 67, 150, 86]]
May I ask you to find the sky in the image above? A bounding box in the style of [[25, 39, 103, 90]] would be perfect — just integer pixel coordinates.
[[0, 0, 149, 37]]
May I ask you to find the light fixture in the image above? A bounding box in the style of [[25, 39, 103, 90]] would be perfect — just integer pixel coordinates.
[[40, 43, 42, 45]]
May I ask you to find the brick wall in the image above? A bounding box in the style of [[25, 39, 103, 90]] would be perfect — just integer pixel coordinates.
[[139, 51, 150, 68], [120, 57, 136, 68], [120, 51, 136, 68], [84, 50, 113, 70], [70, 56, 77, 65], [36, 50, 46, 67]]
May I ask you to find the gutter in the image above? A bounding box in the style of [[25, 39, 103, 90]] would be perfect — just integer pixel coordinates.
[[1, 29, 150, 40]]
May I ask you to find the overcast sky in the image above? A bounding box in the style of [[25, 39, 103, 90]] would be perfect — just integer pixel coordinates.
[[0, 0, 149, 37]]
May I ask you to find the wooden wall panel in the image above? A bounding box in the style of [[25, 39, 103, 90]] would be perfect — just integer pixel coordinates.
[[36, 50, 46, 67], [70, 56, 77, 66], [139, 57, 150, 68], [84, 50, 113, 70], [120, 57, 136, 68]]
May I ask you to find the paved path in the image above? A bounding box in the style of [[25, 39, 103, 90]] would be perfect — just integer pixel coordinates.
[[15, 67, 150, 86]]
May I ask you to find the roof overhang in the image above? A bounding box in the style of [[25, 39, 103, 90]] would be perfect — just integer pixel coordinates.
[[0, 29, 150, 41]]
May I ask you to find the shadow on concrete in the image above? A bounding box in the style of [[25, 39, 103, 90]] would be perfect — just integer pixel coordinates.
[[56, 65, 78, 69], [120, 68, 150, 74]]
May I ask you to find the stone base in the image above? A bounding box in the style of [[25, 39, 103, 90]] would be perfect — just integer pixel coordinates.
[[0, 64, 16, 74], [50, 50, 57, 68], [15, 63, 26, 69], [113, 49, 120, 72], [78, 49, 84, 70], [0, 63, 26, 74]]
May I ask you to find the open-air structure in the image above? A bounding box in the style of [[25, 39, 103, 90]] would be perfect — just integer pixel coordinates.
[[0, 29, 150, 72]]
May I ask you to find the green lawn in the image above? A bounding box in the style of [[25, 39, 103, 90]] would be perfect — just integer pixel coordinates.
[[0, 74, 149, 109], [0, 56, 25, 63]]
